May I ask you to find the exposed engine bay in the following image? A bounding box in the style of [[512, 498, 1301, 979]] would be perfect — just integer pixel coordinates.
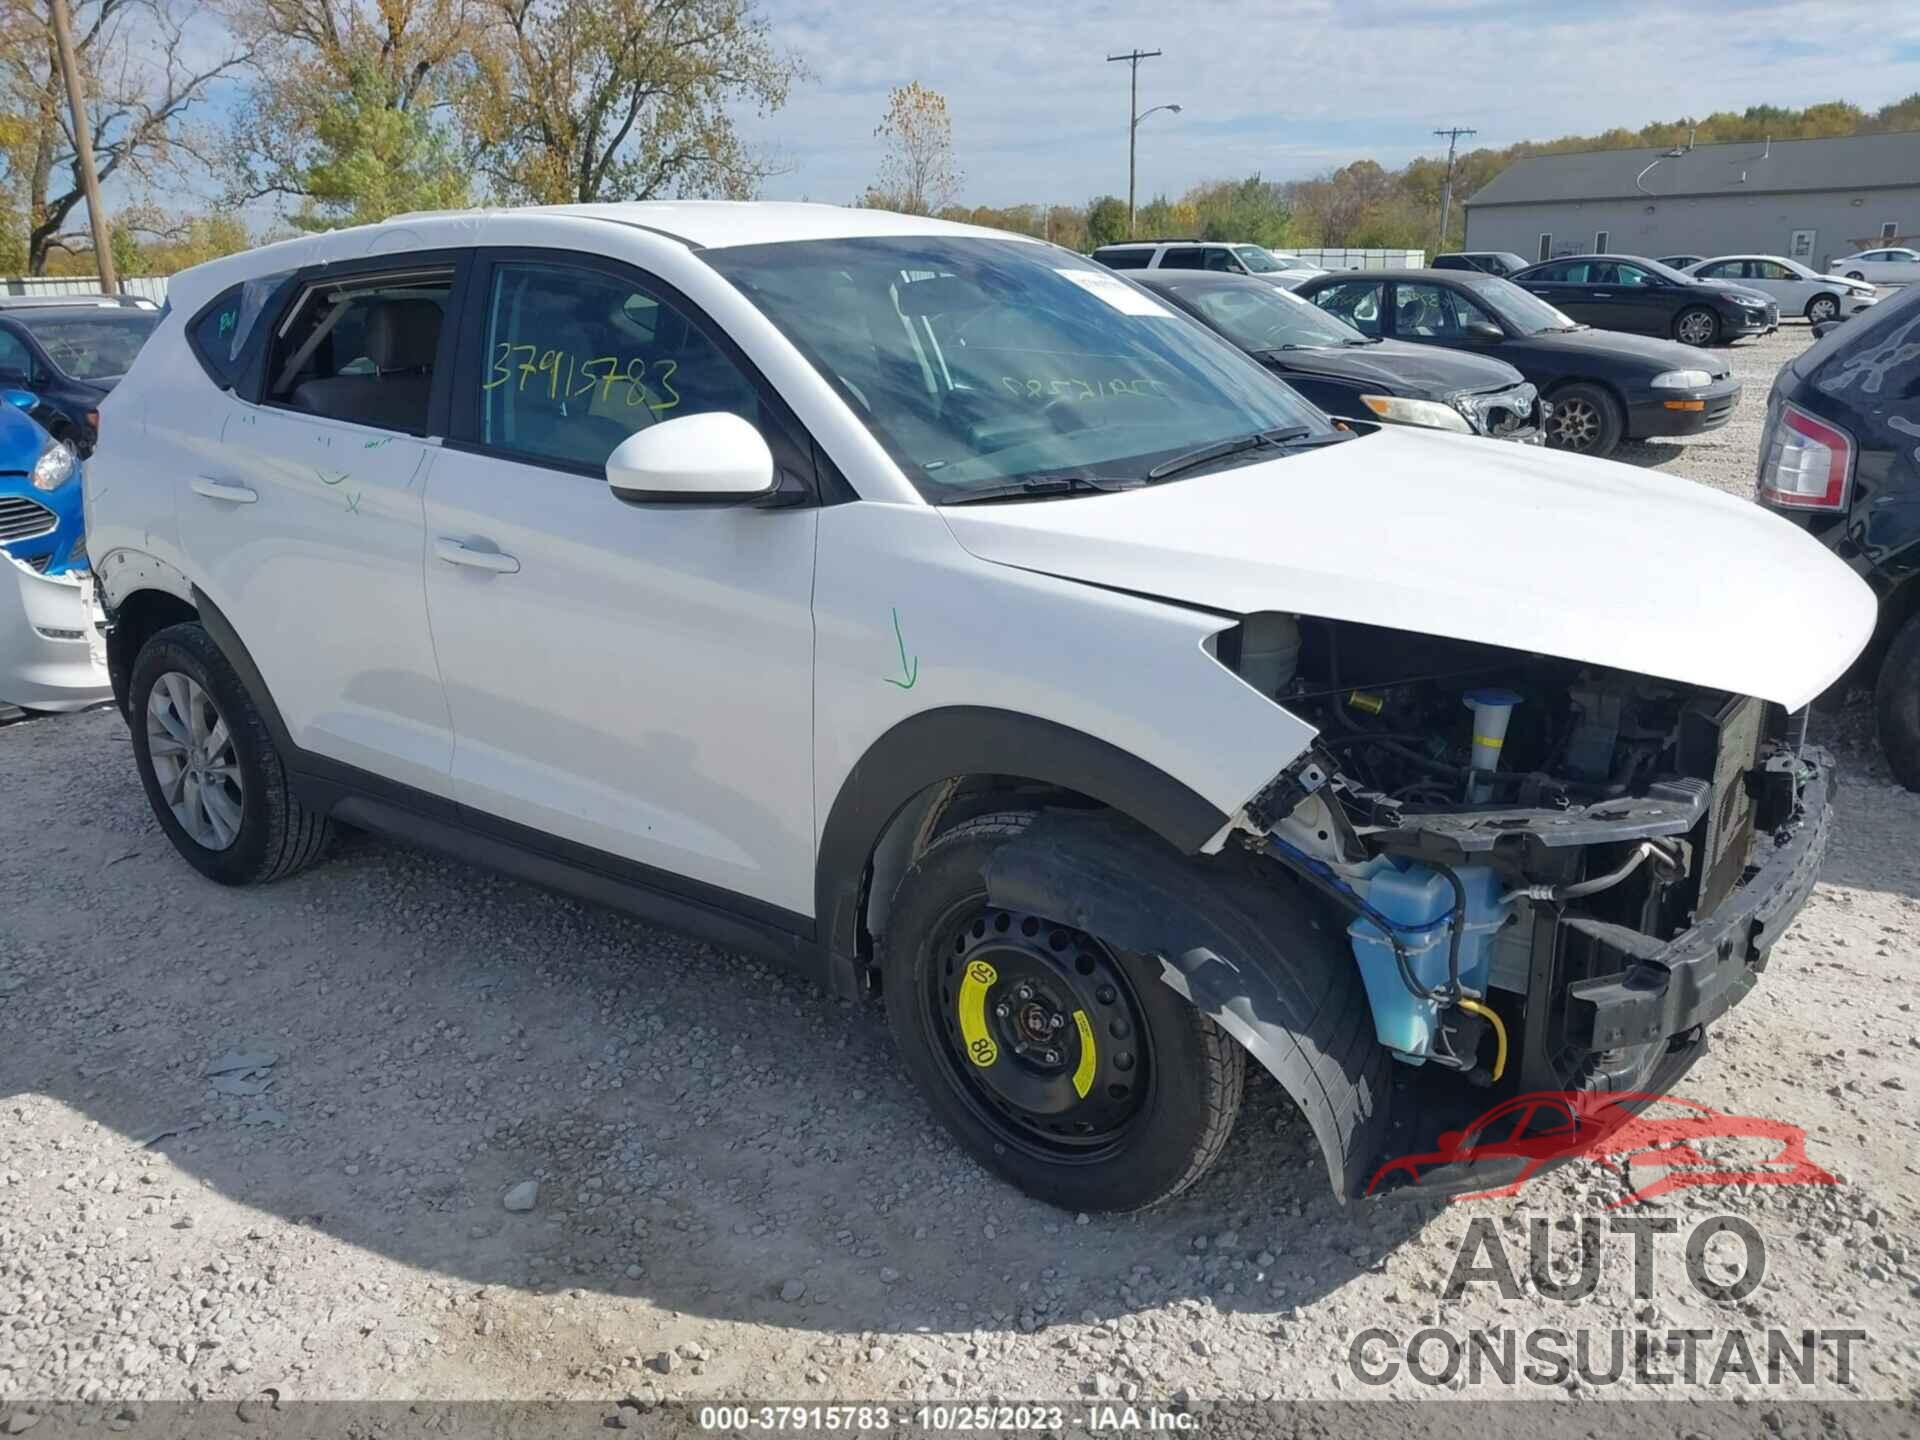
[[1214, 612, 1824, 1094]]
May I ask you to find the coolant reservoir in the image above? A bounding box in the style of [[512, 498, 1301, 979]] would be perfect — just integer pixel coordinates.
[[1238, 613, 1301, 697]]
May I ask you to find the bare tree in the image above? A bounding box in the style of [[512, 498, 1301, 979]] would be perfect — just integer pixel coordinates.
[[462, 0, 799, 205], [866, 81, 958, 216], [0, 0, 248, 271]]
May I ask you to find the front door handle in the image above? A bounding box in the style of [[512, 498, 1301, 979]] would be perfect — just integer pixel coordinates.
[[434, 538, 520, 574], [1590, 292, 1612, 299], [191, 477, 257, 504]]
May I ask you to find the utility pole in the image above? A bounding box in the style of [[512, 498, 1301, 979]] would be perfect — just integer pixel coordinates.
[[48, 0, 116, 294], [1432, 125, 1476, 255], [1107, 48, 1161, 239]]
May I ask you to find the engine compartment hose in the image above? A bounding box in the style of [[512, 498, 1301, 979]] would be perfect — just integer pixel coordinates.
[[1503, 838, 1682, 905], [1452, 996, 1508, 1082]]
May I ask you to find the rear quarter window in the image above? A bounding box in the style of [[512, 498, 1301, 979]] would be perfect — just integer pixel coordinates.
[[186, 275, 287, 393], [1093, 249, 1152, 271]]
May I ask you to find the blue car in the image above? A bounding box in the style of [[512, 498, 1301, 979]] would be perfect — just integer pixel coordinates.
[[0, 392, 84, 575]]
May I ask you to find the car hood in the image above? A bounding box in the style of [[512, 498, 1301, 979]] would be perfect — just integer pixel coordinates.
[[1519, 326, 1730, 376], [1267, 339, 1521, 395], [940, 426, 1875, 710]]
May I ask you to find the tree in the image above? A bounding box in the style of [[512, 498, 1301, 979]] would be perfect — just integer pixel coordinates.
[[463, 0, 799, 205], [866, 81, 958, 216], [1085, 194, 1127, 249], [0, 0, 249, 271], [217, 0, 478, 227]]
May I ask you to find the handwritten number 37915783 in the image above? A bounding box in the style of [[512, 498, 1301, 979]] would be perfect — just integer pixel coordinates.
[[483, 344, 680, 413]]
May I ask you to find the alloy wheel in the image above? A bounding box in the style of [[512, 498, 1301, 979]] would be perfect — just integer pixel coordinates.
[[1547, 397, 1600, 452], [145, 671, 244, 851], [1807, 296, 1838, 323], [1676, 310, 1716, 346]]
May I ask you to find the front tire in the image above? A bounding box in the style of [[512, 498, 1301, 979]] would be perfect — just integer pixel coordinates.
[[129, 622, 332, 884], [1805, 293, 1840, 324], [1673, 306, 1719, 347], [882, 812, 1245, 1211], [1545, 382, 1624, 458], [1875, 611, 1920, 793]]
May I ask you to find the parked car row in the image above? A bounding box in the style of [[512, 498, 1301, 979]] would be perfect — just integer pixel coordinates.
[[77, 202, 1867, 1215]]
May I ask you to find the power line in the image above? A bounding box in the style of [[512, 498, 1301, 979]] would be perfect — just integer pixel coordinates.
[[1433, 125, 1477, 254], [1107, 49, 1162, 239]]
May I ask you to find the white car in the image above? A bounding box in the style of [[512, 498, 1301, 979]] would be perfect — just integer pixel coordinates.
[[1684, 255, 1877, 323], [1828, 247, 1920, 285], [87, 203, 1871, 1213]]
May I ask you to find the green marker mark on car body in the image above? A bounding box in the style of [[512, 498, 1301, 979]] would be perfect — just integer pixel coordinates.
[[884, 606, 918, 690]]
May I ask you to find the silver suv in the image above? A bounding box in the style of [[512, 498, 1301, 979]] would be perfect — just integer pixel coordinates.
[[1091, 241, 1325, 287]]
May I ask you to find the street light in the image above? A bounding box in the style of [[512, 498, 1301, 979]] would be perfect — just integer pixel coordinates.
[[1128, 103, 1182, 238]]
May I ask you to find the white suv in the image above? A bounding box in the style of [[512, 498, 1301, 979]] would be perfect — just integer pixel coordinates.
[[1091, 240, 1325, 287], [89, 203, 1869, 1211]]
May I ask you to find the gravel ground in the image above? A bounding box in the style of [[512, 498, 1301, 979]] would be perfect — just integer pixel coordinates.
[[2, 318, 1917, 1433]]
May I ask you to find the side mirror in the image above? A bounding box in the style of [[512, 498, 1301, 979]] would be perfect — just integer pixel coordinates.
[[1, 388, 34, 410], [1463, 320, 1504, 343], [605, 411, 775, 506]]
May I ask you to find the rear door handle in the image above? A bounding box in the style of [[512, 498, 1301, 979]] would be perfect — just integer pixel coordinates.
[[191, 477, 257, 504], [434, 538, 520, 574], [1590, 292, 1612, 298]]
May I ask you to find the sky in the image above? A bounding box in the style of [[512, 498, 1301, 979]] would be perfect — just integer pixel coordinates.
[[94, 0, 1920, 228], [733, 0, 1920, 209]]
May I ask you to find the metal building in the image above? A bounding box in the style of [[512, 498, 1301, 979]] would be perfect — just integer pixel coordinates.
[[1462, 131, 1920, 270]]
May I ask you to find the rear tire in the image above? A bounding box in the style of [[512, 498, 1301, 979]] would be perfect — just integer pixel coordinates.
[[882, 812, 1245, 1211], [1846, 271, 1867, 282], [1672, 306, 1719, 347], [1875, 611, 1920, 793], [129, 621, 332, 884], [1545, 382, 1625, 458], [1805, 293, 1840, 324]]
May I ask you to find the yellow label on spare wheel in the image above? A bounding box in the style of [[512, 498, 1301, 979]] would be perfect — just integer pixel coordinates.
[[1072, 1010, 1097, 1097], [958, 959, 999, 1067]]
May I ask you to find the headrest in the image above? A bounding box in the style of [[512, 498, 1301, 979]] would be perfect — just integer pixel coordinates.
[[365, 299, 442, 372]]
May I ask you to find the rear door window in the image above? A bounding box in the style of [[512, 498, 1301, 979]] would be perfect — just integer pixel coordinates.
[[263, 267, 453, 434], [1309, 279, 1384, 335]]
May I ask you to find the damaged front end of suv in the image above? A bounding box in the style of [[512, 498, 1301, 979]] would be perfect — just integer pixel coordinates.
[[1212, 613, 1833, 1190]]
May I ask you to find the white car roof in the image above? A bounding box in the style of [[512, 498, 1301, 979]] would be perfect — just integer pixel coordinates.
[[164, 201, 1041, 314]]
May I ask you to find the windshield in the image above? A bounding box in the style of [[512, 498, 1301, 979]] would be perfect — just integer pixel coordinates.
[[1172, 280, 1367, 351], [1233, 246, 1289, 274], [705, 236, 1328, 502], [1464, 276, 1581, 335], [16, 310, 158, 379]]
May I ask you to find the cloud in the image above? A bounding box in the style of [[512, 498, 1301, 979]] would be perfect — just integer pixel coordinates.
[[741, 0, 1920, 205]]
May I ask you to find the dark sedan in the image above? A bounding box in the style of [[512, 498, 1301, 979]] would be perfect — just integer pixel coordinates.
[[1292, 268, 1740, 458], [1756, 284, 1920, 791], [1135, 270, 1542, 441], [0, 301, 161, 454], [1508, 254, 1776, 347]]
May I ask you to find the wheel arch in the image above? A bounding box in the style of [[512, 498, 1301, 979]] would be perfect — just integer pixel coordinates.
[[104, 585, 198, 721], [815, 707, 1231, 987], [976, 811, 1387, 1201]]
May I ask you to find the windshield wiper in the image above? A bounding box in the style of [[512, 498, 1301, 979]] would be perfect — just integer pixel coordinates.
[[1341, 336, 1383, 346], [942, 474, 1143, 506], [1146, 426, 1314, 482]]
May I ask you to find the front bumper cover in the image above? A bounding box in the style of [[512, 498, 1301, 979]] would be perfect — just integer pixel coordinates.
[[1567, 748, 1832, 1051]]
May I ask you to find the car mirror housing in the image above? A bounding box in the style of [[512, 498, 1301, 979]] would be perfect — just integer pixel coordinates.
[[605, 411, 776, 506], [1, 387, 34, 410], [1463, 320, 1503, 343]]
